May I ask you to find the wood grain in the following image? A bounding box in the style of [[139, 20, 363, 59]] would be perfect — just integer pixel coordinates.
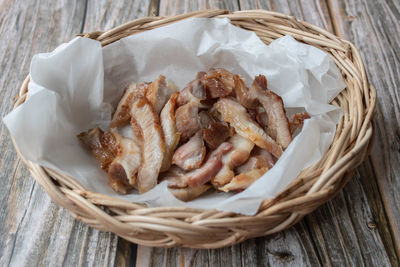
[[239, 0, 334, 33], [83, 0, 154, 33], [158, 0, 239, 16], [327, 0, 400, 261], [0, 1, 120, 266], [137, 221, 323, 266]]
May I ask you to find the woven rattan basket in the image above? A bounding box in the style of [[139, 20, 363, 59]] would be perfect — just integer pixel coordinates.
[[12, 9, 375, 248]]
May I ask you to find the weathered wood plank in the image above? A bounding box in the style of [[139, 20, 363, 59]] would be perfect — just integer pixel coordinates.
[[0, 1, 120, 266], [137, 221, 322, 266], [158, 0, 239, 16], [239, 0, 334, 33], [327, 0, 400, 262], [305, 171, 393, 266], [159, 0, 206, 16], [136, 0, 397, 266], [83, 0, 154, 33], [356, 159, 400, 265]]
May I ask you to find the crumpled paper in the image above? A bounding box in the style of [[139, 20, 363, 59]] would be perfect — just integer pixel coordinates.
[[4, 18, 345, 215]]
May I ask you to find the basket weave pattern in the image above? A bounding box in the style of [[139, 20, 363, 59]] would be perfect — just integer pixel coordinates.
[[12, 10, 375, 248]]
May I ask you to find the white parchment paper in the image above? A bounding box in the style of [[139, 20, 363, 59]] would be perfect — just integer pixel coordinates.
[[4, 18, 345, 215]]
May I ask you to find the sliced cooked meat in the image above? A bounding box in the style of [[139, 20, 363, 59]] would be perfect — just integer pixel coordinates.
[[145, 75, 178, 114], [236, 156, 268, 174], [107, 164, 134, 194], [196, 71, 206, 79], [78, 127, 116, 171], [131, 97, 165, 193], [81, 70, 295, 199], [233, 74, 258, 108], [207, 106, 223, 121], [186, 142, 233, 187], [203, 68, 235, 98], [219, 167, 268, 192], [289, 112, 310, 134], [202, 121, 231, 150], [130, 118, 143, 145], [78, 128, 141, 194], [248, 108, 268, 129], [251, 146, 275, 169], [211, 135, 254, 186], [203, 78, 225, 98], [175, 101, 201, 141], [172, 131, 206, 171], [215, 97, 283, 158], [160, 92, 181, 172], [107, 130, 141, 191], [164, 142, 234, 188], [112, 76, 176, 127], [169, 184, 211, 202], [111, 82, 149, 127], [198, 110, 217, 128], [177, 78, 207, 107], [251, 75, 292, 149], [256, 111, 268, 128], [160, 166, 188, 188]]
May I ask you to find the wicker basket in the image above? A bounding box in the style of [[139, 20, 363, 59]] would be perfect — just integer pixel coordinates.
[[12, 9, 375, 248]]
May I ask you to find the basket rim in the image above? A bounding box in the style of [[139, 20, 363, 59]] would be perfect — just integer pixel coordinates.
[[10, 9, 376, 248]]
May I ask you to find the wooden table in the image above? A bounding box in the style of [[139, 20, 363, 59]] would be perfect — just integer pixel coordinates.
[[1, 0, 399, 266]]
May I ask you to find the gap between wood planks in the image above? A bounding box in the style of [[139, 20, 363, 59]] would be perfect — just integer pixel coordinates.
[[80, 0, 89, 34]]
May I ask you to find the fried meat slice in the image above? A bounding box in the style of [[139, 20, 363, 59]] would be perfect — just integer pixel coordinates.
[[175, 101, 201, 141], [177, 77, 207, 107], [235, 146, 275, 175], [107, 130, 141, 194], [186, 142, 233, 187], [169, 184, 211, 202], [251, 75, 292, 149], [164, 142, 235, 189], [107, 165, 133, 194], [248, 108, 268, 129], [236, 156, 267, 174], [172, 131, 206, 171], [145, 75, 178, 114], [219, 167, 268, 192], [288, 112, 310, 135], [203, 68, 235, 98], [215, 97, 283, 158], [198, 110, 217, 128], [111, 82, 149, 127], [78, 127, 116, 171], [251, 146, 275, 169], [78, 128, 141, 194], [202, 121, 231, 150], [211, 135, 254, 186], [131, 97, 165, 193], [233, 74, 258, 108], [160, 166, 188, 188], [160, 92, 181, 172]]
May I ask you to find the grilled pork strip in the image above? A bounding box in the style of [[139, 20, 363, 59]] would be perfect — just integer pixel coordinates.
[[131, 97, 165, 193]]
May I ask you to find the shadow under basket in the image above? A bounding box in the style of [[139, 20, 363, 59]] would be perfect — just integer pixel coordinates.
[[12, 9, 375, 248]]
